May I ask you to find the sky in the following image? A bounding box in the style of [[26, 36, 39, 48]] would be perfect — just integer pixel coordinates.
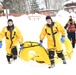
[[0, 10, 76, 75]]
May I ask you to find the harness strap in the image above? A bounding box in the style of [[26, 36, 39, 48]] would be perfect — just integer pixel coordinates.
[[50, 27, 56, 47], [5, 27, 16, 48], [5, 29, 16, 40], [45, 25, 58, 47], [45, 29, 57, 35]]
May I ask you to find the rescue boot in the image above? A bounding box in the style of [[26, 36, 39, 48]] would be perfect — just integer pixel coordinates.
[[12, 55, 17, 60], [62, 57, 67, 64], [62, 58, 66, 64], [11, 46, 17, 60], [8, 60, 11, 64], [49, 60, 55, 68], [6, 55, 12, 64], [57, 52, 67, 64]]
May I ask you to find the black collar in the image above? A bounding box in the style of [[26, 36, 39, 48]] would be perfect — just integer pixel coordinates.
[[47, 22, 54, 28], [7, 24, 14, 31]]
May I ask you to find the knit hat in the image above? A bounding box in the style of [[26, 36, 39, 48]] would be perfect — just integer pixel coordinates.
[[46, 16, 51, 20], [46, 16, 53, 22], [8, 19, 13, 22]]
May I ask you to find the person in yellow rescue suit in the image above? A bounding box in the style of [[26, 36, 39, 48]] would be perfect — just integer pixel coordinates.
[[0, 19, 23, 64], [39, 16, 67, 68]]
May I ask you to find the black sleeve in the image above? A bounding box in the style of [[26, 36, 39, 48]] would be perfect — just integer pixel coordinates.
[[75, 23, 76, 28], [64, 24, 68, 29]]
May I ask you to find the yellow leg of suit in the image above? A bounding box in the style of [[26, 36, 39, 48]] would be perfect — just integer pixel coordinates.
[[48, 39, 63, 52], [5, 39, 18, 56], [6, 41, 12, 55]]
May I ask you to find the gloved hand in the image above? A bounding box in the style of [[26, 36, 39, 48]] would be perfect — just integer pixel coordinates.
[[39, 40, 43, 46], [20, 45, 23, 50], [0, 41, 2, 48], [61, 36, 65, 43]]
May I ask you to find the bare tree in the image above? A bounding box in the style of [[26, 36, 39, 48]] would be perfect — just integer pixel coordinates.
[[25, 0, 31, 13], [44, 0, 67, 10], [44, 0, 48, 9], [44, 0, 51, 9], [51, 0, 66, 10]]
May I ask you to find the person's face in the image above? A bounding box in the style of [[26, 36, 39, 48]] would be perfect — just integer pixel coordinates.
[[8, 21, 13, 26], [46, 19, 52, 24], [69, 16, 72, 19]]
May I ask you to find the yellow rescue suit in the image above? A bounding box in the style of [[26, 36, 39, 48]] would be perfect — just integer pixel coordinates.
[[0, 26, 23, 55], [40, 22, 66, 52]]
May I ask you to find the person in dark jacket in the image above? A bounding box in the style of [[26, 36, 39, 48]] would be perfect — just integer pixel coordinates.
[[64, 16, 76, 48]]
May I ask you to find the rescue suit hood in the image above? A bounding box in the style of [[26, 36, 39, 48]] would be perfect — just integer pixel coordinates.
[[46, 16, 53, 21], [8, 19, 13, 22], [46, 16, 54, 27], [7, 19, 14, 31], [47, 22, 54, 28], [7, 24, 14, 31]]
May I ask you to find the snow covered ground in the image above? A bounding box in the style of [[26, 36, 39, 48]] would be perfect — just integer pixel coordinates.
[[0, 12, 76, 75]]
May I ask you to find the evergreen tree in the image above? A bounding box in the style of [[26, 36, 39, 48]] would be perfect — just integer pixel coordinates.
[[30, 0, 39, 13], [3, 0, 26, 14]]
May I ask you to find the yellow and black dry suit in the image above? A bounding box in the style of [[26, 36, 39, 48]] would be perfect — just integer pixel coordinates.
[[0, 25, 23, 56], [40, 22, 66, 62]]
